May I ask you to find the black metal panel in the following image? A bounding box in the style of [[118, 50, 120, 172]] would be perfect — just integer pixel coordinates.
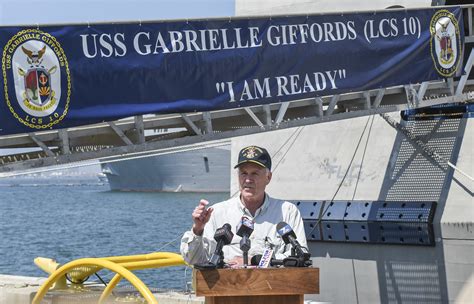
[[303, 220, 322, 241], [294, 200, 323, 220], [369, 201, 436, 222], [344, 221, 371, 243], [344, 201, 373, 221], [369, 222, 434, 246], [321, 221, 346, 242], [294, 200, 436, 246], [321, 201, 346, 221]]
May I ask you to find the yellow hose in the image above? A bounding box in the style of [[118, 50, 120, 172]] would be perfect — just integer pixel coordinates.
[[33, 252, 186, 304]]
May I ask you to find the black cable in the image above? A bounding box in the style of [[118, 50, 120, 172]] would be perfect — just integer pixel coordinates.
[[272, 127, 305, 173], [230, 126, 304, 197], [351, 115, 375, 200], [65, 273, 89, 284], [307, 116, 372, 237], [94, 272, 108, 287], [94, 272, 119, 298]]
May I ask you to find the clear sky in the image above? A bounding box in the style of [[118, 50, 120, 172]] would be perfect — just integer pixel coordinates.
[[0, 0, 235, 25]]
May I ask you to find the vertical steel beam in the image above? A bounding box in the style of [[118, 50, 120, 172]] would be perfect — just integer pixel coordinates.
[[363, 91, 371, 110], [314, 97, 323, 118], [447, 78, 455, 95], [58, 129, 70, 154], [468, 7, 473, 37], [263, 104, 272, 126], [455, 49, 474, 96], [134, 115, 145, 144], [202, 111, 213, 134]]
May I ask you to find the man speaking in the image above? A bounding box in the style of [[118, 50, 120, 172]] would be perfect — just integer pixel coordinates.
[[180, 145, 308, 267]]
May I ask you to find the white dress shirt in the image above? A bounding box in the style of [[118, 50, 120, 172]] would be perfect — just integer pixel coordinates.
[[180, 193, 308, 265]]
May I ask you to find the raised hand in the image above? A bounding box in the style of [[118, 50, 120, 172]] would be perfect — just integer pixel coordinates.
[[192, 199, 214, 236]]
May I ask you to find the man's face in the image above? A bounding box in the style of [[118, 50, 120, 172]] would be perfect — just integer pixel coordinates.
[[238, 162, 272, 202]]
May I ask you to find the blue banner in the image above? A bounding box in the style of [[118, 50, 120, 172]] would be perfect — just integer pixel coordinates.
[[0, 7, 464, 135]]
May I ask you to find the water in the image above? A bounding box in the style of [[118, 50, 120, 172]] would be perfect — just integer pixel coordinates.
[[0, 180, 228, 291]]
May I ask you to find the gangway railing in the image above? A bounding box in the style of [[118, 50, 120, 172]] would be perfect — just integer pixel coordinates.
[[0, 5, 473, 175]]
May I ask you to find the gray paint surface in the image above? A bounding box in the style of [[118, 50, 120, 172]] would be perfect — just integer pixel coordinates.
[[231, 114, 473, 303], [104, 145, 231, 192]]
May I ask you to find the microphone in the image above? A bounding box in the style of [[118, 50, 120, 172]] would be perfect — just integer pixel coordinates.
[[250, 254, 284, 267], [195, 223, 233, 269], [236, 217, 254, 267], [251, 254, 312, 268], [276, 222, 311, 260]]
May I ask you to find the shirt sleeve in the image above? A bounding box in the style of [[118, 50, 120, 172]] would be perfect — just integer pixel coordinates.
[[180, 217, 217, 265]]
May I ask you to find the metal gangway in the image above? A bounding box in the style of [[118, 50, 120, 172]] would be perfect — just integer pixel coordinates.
[[0, 6, 473, 176]]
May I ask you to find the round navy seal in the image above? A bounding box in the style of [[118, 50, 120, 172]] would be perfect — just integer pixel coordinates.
[[2, 29, 71, 129], [430, 10, 462, 78]]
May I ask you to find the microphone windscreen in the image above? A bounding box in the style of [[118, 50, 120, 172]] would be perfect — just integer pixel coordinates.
[[276, 221, 287, 231], [237, 216, 254, 237], [250, 254, 262, 266], [214, 223, 234, 245]]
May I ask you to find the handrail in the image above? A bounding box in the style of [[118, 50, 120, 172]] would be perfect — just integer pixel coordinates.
[[32, 252, 186, 304]]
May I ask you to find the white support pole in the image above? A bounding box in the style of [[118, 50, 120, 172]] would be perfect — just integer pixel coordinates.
[[244, 107, 265, 128], [107, 121, 133, 146], [372, 88, 386, 108], [203, 112, 213, 134], [275, 102, 290, 124], [325, 95, 340, 116], [180, 114, 202, 135], [58, 129, 70, 154], [363, 91, 371, 110], [263, 104, 272, 126], [455, 49, 474, 96], [314, 97, 323, 117], [134, 115, 145, 144], [417, 82, 429, 102], [29, 133, 55, 157]]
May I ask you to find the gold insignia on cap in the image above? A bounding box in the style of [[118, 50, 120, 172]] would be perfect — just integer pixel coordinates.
[[242, 146, 262, 159]]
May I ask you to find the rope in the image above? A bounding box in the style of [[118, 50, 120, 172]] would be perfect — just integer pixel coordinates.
[[307, 116, 373, 237], [230, 126, 305, 198], [379, 113, 473, 182], [352, 115, 375, 200]]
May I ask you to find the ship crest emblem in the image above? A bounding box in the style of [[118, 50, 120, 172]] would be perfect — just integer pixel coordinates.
[[430, 10, 462, 77], [2, 29, 71, 130], [20, 46, 58, 108]]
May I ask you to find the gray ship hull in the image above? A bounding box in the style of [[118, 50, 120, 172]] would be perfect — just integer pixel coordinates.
[[231, 112, 473, 303], [102, 145, 230, 192]]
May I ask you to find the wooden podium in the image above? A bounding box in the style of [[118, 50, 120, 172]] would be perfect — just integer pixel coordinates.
[[194, 267, 319, 304]]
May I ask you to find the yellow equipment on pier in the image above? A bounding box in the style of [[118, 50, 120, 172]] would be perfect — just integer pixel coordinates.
[[32, 251, 186, 304]]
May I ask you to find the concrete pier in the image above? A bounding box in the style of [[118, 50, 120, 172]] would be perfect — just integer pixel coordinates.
[[0, 274, 326, 303], [0, 274, 204, 304]]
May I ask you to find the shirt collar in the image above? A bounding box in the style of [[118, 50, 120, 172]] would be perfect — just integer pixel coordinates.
[[237, 193, 270, 218]]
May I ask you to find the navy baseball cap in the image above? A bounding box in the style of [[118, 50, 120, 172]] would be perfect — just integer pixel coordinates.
[[234, 146, 272, 170]]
